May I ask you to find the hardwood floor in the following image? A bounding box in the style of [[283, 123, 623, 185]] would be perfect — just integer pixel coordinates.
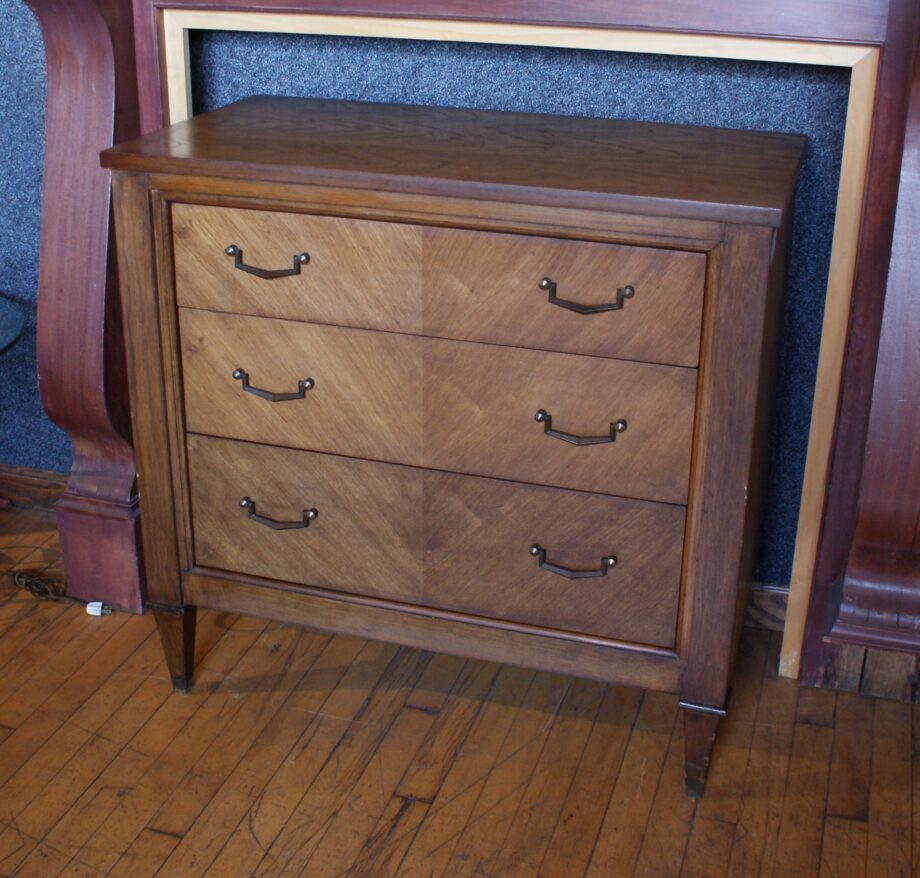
[[0, 506, 915, 878]]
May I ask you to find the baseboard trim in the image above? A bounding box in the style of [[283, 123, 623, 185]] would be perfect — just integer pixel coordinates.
[[746, 582, 789, 632], [0, 464, 67, 509]]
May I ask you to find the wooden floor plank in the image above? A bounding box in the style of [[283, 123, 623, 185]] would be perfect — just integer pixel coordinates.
[[10, 838, 80, 878], [197, 643, 452, 878], [65, 624, 318, 873], [0, 508, 56, 575], [488, 677, 606, 877], [0, 592, 70, 667], [398, 665, 535, 878], [103, 828, 182, 878], [403, 653, 470, 714], [439, 672, 571, 878], [343, 660, 500, 878], [584, 691, 679, 878], [666, 632, 771, 878], [819, 815, 867, 878], [0, 599, 96, 682], [0, 616, 269, 876], [1, 609, 235, 856], [1, 613, 207, 826], [826, 691, 873, 821], [631, 712, 696, 878], [250, 646, 432, 878], [302, 699, 446, 875], [349, 796, 430, 878], [796, 686, 838, 728], [394, 660, 500, 805], [0, 511, 63, 635], [727, 633, 799, 878], [117, 629, 334, 876], [766, 722, 834, 878], [679, 815, 736, 878], [867, 699, 912, 878], [537, 685, 643, 878], [185, 637, 384, 878], [0, 611, 142, 797], [0, 518, 915, 878], [0, 628, 161, 824]]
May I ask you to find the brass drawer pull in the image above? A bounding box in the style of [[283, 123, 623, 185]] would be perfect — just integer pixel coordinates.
[[232, 368, 314, 402], [535, 409, 627, 446], [225, 244, 310, 279], [530, 544, 617, 578], [540, 276, 635, 314], [240, 497, 318, 530]]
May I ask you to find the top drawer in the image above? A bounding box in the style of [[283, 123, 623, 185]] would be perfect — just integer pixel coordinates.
[[172, 203, 706, 367]]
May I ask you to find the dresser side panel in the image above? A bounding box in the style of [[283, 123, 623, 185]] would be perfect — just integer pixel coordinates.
[[679, 223, 775, 706], [111, 171, 184, 606]]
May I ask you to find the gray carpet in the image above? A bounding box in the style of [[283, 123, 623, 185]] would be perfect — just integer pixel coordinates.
[[0, 0, 69, 472]]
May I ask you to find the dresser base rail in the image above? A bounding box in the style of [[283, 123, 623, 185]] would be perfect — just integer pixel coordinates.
[[181, 569, 684, 694]]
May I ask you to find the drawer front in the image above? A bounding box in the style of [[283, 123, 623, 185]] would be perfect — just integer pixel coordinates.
[[180, 309, 697, 505], [187, 435, 685, 648], [173, 203, 706, 366]]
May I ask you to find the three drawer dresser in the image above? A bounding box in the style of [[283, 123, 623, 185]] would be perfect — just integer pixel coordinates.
[[102, 96, 803, 796]]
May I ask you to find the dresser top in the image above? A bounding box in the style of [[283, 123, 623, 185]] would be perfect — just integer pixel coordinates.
[[102, 96, 804, 226]]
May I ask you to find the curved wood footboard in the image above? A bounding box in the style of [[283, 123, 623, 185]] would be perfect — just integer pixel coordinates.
[[25, 0, 143, 612]]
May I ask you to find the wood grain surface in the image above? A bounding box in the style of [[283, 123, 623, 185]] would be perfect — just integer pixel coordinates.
[[110, 95, 799, 793], [794, 0, 920, 681], [23, 0, 143, 613], [103, 96, 805, 226], [1, 516, 916, 878], [818, 22, 920, 661], [173, 202, 707, 366], [180, 309, 697, 505], [186, 434, 685, 648]]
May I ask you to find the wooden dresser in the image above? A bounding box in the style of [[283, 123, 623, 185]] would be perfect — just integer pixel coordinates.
[[102, 96, 802, 796]]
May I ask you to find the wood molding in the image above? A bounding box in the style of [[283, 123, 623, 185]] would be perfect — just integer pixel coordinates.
[[159, 12, 875, 125], [779, 48, 880, 675], [796, 0, 920, 682], [823, 30, 920, 658], [0, 464, 67, 509], [745, 584, 788, 632]]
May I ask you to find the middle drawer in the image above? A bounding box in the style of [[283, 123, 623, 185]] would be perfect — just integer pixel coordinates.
[[180, 309, 697, 505]]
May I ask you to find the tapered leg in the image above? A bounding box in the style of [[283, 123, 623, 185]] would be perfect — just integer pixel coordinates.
[[154, 606, 197, 693], [680, 700, 725, 798]]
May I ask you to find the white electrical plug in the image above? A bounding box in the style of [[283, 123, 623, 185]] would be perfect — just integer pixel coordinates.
[[86, 601, 114, 616]]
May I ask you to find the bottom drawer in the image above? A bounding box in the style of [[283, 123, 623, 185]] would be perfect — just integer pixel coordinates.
[[186, 435, 685, 648]]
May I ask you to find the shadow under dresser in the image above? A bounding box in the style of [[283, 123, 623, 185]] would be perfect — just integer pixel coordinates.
[[101, 96, 803, 796]]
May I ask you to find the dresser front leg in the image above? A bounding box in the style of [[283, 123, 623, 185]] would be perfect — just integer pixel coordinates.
[[152, 605, 197, 693], [679, 699, 726, 798]]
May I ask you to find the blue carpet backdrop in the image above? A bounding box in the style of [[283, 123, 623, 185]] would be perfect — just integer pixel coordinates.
[[0, 4, 851, 585], [0, 0, 71, 472]]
